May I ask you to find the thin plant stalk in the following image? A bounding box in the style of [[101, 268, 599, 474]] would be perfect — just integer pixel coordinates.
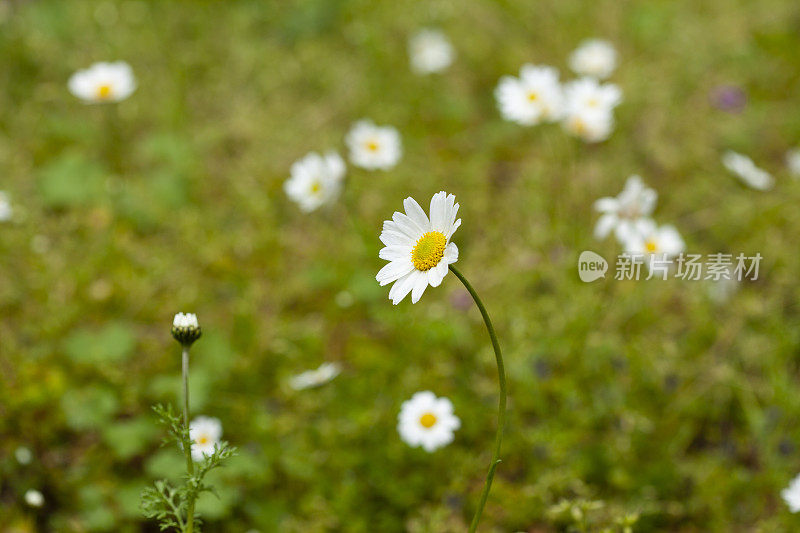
[[181, 346, 195, 533], [449, 264, 507, 533]]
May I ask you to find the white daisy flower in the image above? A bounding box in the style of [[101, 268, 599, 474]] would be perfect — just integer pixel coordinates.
[[783, 473, 800, 512], [173, 312, 199, 329], [785, 148, 800, 177], [24, 489, 44, 508], [15, 446, 33, 465], [189, 416, 222, 462], [561, 106, 615, 143], [621, 219, 685, 270], [284, 151, 345, 212], [722, 151, 774, 191], [0, 191, 12, 222], [346, 120, 402, 170], [68, 61, 136, 103], [569, 39, 618, 80], [398, 391, 460, 452], [409, 29, 454, 75], [289, 362, 341, 390], [376, 191, 461, 305], [563, 77, 622, 115], [594, 175, 657, 241], [494, 64, 564, 126]]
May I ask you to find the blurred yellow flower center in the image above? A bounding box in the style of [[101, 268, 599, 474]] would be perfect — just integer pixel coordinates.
[[419, 413, 437, 428], [527, 91, 538, 102], [645, 240, 658, 253], [97, 84, 113, 99], [411, 231, 446, 271], [587, 97, 599, 107], [366, 140, 380, 152], [572, 118, 586, 135], [310, 181, 322, 194], [197, 435, 209, 444]]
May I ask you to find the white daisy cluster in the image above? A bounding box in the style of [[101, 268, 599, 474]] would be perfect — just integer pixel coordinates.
[[68, 61, 136, 103], [594, 175, 685, 272], [722, 151, 774, 191], [495, 39, 622, 142], [289, 362, 341, 390], [408, 29, 454, 75], [376, 191, 460, 305], [783, 473, 800, 513], [397, 391, 461, 452], [285, 120, 402, 212], [0, 191, 12, 222], [189, 416, 223, 462]]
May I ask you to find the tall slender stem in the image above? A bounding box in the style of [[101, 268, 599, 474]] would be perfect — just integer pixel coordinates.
[[181, 347, 195, 533], [449, 265, 507, 533]]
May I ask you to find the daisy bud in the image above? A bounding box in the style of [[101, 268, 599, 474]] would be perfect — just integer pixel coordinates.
[[171, 312, 201, 347]]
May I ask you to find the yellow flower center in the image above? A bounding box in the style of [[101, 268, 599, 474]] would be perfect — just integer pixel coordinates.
[[365, 140, 380, 152], [419, 412, 437, 428], [310, 181, 322, 194], [96, 84, 113, 99], [527, 91, 538, 102], [411, 231, 446, 271], [572, 117, 586, 135], [197, 435, 209, 445], [645, 240, 658, 253], [587, 97, 599, 107]]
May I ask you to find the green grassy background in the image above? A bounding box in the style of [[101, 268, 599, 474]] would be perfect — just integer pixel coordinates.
[[2, 0, 800, 531]]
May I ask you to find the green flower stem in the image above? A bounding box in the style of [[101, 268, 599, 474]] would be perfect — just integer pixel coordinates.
[[181, 346, 195, 533], [448, 264, 507, 533]]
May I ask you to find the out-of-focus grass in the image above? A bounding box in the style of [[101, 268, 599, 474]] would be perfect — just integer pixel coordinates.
[[1, 0, 800, 531]]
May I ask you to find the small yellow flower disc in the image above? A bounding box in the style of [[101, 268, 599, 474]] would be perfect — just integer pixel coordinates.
[[419, 413, 437, 428], [96, 84, 113, 99], [366, 140, 379, 152], [527, 91, 538, 102], [411, 231, 446, 271], [645, 240, 657, 253], [310, 181, 322, 193]]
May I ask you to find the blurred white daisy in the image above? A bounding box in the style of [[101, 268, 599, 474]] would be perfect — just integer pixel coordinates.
[[0, 191, 12, 221], [722, 151, 774, 191], [782, 473, 800, 512], [284, 151, 345, 212], [398, 391, 460, 452], [189, 416, 222, 462], [569, 39, 617, 79], [495, 64, 564, 126], [24, 489, 44, 508], [289, 362, 341, 390], [563, 77, 622, 114], [621, 219, 685, 267], [408, 29, 454, 74], [594, 175, 657, 241], [15, 446, 33, 465], [786, 148, 800, 177], [376, 191, 460, 305], [68, 61, 136, 103], [346, 120, 402, 170], [561, 107, 614, 143], [561, 78, 621, 142]]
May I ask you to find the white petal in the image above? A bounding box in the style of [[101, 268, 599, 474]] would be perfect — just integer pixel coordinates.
[[410, 273, 429, 303], [403, 197, 430, 230], [377, 260, 414, 285]]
